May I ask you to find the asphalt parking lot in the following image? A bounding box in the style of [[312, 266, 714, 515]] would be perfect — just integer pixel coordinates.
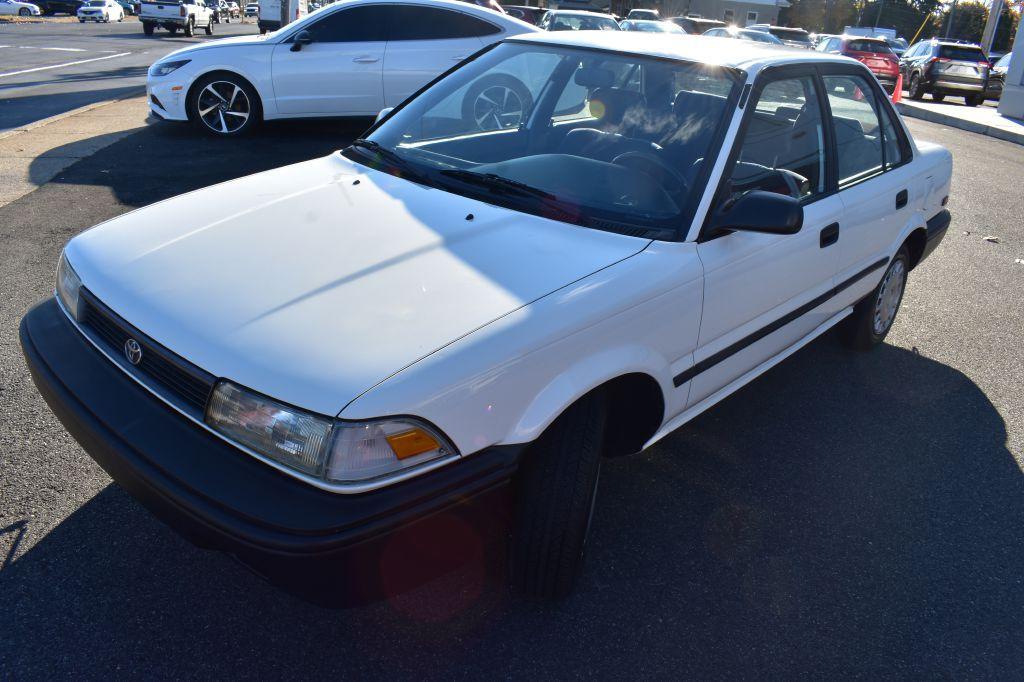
[[0, 17, 257, 131], [2, 67, 1024, 678]]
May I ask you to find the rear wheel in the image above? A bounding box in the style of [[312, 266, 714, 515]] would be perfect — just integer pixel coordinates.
[[461, 74, 533, 132], [143, 21, 154, 34], [204, 15, 213, 33], [965, 93, 983, 107], [931, 93, 945, 102], [167, 25, 177, 34], [187, 73, 260, 136], [840, 247, 909, 350], [511, 392, 607, 600], [908, 73, 925, 100], [183, 16, 193, 36]]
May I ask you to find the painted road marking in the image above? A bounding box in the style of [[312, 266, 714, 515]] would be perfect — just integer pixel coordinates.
[[0, 52, 131, 79]]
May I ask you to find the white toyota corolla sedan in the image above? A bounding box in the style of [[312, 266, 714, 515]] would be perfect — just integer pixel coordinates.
[[0, 0, 40, 15], [145, 0, 537, 135], [24, 32, 952, 604]]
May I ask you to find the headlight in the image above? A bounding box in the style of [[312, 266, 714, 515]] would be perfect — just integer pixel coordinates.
[[56, 251, 82, 320], [148, 59, 191, 78], [205, 381, 457, 486]]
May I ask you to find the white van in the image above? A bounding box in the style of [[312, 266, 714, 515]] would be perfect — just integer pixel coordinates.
[[258, 0, 306, 33]]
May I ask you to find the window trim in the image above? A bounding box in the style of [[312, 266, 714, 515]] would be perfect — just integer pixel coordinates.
[[697, 63, 836, 243], [818, 62, 913, 192]]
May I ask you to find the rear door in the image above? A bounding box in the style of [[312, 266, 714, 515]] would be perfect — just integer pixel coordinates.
[[820, 67, 915, 307], [687, 68, 843, 407], [382, 4, 501, 108], [270, 4, 389, 115]]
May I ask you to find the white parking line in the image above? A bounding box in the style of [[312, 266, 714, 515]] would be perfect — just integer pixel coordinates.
[[20, 46, 89, 52], [0, 52, 131, 79]]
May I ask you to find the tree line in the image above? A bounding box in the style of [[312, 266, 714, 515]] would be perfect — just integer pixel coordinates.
[[780, 0, 1020, 52]]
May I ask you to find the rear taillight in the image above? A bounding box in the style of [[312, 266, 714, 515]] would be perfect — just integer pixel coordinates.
[[932, 57, 951, 63], [179, 3, 185, 15], [977, 61, 990, 68]]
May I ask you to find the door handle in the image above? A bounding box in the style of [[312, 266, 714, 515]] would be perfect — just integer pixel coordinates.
[[820, 222, 839, 248], [895, 189, 908, 209], [352, 56, 379, 63]]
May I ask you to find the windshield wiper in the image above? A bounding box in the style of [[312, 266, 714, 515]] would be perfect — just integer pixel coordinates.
[[347, 138, 429, 183], [439, 169, 557, 201]]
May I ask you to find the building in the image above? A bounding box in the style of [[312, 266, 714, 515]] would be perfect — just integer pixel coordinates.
[[613, 0, 788, 25]]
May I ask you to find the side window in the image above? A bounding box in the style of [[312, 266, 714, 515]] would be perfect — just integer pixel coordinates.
[[306, 6, 391, 42], [721, 75, 826, 201], [389, 6, 500, 40], [878, 100, 909, 169], [822, 74, 884, 185]]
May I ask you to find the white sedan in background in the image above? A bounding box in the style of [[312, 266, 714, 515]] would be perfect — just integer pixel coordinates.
[[77, 0, 124, 21], [0, 0, 41, 15], [146, 0, 537, 135]]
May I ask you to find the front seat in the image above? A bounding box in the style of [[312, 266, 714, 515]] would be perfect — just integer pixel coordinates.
[[558, 87, 654, 161]]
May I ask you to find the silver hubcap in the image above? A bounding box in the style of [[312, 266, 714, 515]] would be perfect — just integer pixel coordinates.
[[873, 259, 906, 335], [472, 85, 525, 131], [197, 81, 250, 134]]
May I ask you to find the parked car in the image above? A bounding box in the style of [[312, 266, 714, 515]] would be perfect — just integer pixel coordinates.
[[140, 0, 214, 34], [884, 35, 908, 57], [537, 9, 618, 31], [818, 35, 899, 93], [0, 0, 41, 15], [986, 51, 1012, 100], [113, 0, 134, 13], [900, 39, 990, 106], [501, 3, 544, 24], [146, 0, 537, 135], [77, 0, 124, 21], [625, 7, 657, 20], [619, 19, 683, 33], [211, 0, 233, 21], [747, 24, 814, 49], [704, 25, 784, 45], [243, 0, 256, 14], [26, 30, 953, 605], [668, 16, 723, 34], [258, 0, 307, 33], [33, 0, 80, 13]]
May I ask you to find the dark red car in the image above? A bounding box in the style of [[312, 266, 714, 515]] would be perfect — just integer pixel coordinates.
[[818, 36, 900, 93]]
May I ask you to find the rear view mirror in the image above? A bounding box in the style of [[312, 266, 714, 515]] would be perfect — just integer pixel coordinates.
[[707, 190, 803, 237], [290, 30, 313, 52]]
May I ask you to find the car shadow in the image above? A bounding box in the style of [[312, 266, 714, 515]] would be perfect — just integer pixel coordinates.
[[2, 338, 1022, 676]]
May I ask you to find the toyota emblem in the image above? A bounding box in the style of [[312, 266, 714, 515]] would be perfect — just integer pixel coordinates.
[[124, 338, 143, 365]]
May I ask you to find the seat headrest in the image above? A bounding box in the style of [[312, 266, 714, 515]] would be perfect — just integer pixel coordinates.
[[589, 87, 646, 126], [671, 89, 728, 119]]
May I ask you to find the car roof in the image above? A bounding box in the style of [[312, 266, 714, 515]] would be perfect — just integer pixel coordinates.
[[509, 30, 854, 71]]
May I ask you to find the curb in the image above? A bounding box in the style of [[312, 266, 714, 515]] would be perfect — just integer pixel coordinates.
[[0, 90, 146, 142], [896, 102, 1024, 147]]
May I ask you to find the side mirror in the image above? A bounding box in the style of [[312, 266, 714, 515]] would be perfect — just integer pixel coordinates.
[[707, 190, 803, 237], [290, 30, 313, 51], [375, 107, 394, 123]]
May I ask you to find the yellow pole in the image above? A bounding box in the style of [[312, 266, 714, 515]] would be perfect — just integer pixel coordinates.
[[910, 12, 932, 44]]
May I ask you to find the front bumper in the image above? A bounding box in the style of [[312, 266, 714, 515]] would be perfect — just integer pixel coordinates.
[[146, 78, 190, 121], [20, 298, 521, 606]]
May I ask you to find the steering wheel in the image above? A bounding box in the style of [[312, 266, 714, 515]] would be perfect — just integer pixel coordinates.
[[611, 151, 690, 198]]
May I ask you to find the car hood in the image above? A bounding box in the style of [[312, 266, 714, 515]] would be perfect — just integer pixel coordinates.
[[160, 34, 272, 60], [66, 154, 649, 416]]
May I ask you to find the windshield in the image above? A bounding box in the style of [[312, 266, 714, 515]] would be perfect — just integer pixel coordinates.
[[886, 37, 908, 50], [770, 28, 811, 44], [629, 20, 683, 33], [847, 39, 892, 54], [939, 45, 986, 62], [743, 30, 782, 44], [356, 42, 740, 238], [550, 14, 620, 31]]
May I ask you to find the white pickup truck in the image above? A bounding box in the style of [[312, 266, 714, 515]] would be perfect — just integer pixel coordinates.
[[140, 0, 215, 36]]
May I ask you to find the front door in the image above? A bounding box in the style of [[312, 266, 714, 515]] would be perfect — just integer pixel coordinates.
[[270, 4, 388, 115], [687, 70, 842, 407]]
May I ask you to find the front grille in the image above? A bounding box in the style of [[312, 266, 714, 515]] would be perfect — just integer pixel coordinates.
[[79, 289, 216, 416]]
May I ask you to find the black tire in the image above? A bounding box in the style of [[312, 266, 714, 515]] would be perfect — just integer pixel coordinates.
[[187, 72, 260, 136], [965, 93, 982, 107], [19, 6, 30, 14], [840, 246, 909, 351], [908, 73, 925, 100], [510, 391, 607, 600], [183, 16, 193, 36], [204, 16, 213, 33], [167, 25, 177, 34], [461, 74, 533, 132], [143, 21, 154, 34], [932, 93, 945, 102]]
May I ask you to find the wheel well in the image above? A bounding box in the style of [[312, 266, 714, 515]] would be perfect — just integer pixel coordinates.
[[599, 373, 665, 458], [903, 227, 928, 269], [185, 70, 263, 121]]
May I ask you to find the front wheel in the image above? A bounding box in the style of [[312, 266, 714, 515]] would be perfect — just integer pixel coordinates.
[[840, 247, 909, 350], [965, 93, 983, 107], [143, 21, 154, 34], [187, 73, 260, 136], [19, 6, 30, 14], [511, 392, 607, 600], [932, 93, 945, 102], [204, 16, 213, 33], [183, 17, 193, 36]]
